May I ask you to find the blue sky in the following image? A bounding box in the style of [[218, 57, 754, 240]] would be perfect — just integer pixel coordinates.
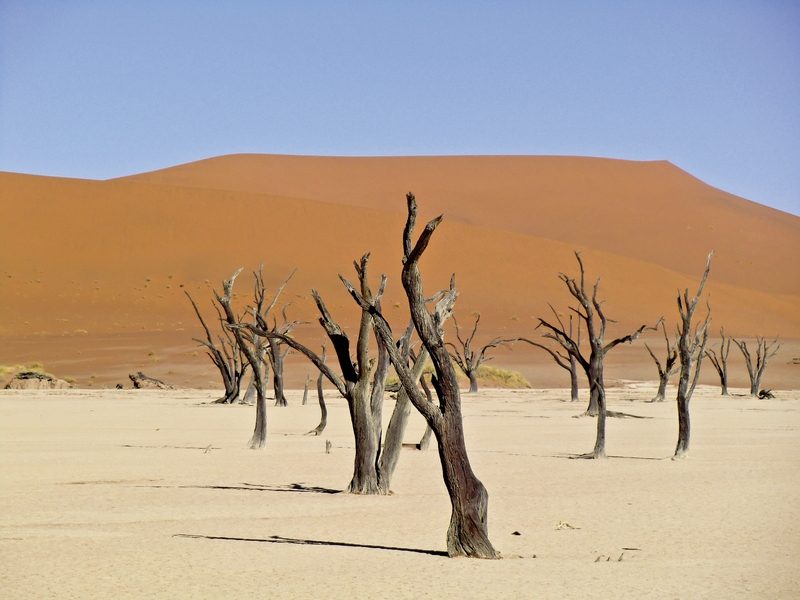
[[1, 1, 798, 215]]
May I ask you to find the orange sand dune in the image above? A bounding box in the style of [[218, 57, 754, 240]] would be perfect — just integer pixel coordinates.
[[2, 155, 798, 388]]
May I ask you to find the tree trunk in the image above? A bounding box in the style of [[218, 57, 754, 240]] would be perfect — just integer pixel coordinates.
[[378, 348, 429, 493], [308, 372, 328, 435], [585, 354, 606, 459], [272, 349, 287, 406], [436, 412, 497, 558], [569, 356, 579, 402], [652, 372, 669, 402], [586, 385, 600, 416], [248, 373, 268, 449], [302, 375, 310, 405], [467, 371, 478, 394], [417, 374, 435, 450], [720, 379, 728, 396], [347, 383, 383, 494], [674, 364, 691, 458], [750, 375, 760, 397]]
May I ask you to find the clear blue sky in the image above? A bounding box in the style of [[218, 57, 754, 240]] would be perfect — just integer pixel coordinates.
[[1, 1, 798, 215]]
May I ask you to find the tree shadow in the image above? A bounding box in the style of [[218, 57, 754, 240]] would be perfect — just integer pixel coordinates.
[[174, 533, 447, 557], [551, 452, 665, 461], [138, 482, 341, 494]]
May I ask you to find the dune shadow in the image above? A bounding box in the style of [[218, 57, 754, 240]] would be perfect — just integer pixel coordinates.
[[174, 533, 447, 557]]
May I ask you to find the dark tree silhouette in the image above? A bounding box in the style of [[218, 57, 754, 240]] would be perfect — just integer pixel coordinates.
[[705, 328, 732, 396], [447, 313, 513, 393], [185, 290, 248, 404], [517, 312, 581, 402], [645, 320, 678, 403], [732, 336, 780, 397], [537, 252, 655, 459], [248, 254, 390, 494], [342, 193, 498, 559], [673, 253, 713, 460]]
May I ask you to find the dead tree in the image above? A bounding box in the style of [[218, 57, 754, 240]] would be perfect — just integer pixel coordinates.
[[266, 304, 300, 407], [342, 193, 498, 558], [517, 312, 581, 402], [705, 329, 731, 396], [218, 267, 294, 449], [416, 374, 435, 450], [307, 345, 328, 436], [447, 313, 512, 393], [733, 337, 780, 397], [378, 292, 456, 493], [673, 253, 713, 460], [537, 253, 655, 459], [248, 255, 390, 494], [644, 320, 678, 403], [185, 290, 249, 403], [301, 375, 310, 405]]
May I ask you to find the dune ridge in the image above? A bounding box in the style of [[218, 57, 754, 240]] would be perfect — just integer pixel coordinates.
[[2, 154, 798, 387]]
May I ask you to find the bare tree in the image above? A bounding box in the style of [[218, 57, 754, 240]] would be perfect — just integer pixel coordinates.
[[378, 293, 456, 493], [705, 328, 731, 396], [342, 193, 498, 558], [645, 320, 678, 403], [537, 253, 655, 459], [416, 374, 435, 450], [517, 312, 581, 402], [732, 336, 780, 397], [301, 374, 310, 405], [185, 290, 248, 404], [673, 253, 713, 460], [248, 255, 390, 494], [266, 304, 300, 407], [217, 267, 294, 449], [307, 346, 328, 436], [447, 313, 512, 393]]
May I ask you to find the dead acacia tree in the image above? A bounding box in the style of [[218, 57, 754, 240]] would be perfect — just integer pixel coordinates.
[[517, 312, 581, 402], [378, 291, 456, 494], [185, 290, 249, 404], [705, 328, 731, 396], [644, 320, 678, 403], [248, 254, 390, 494], [447, 313, 512, 393], [266, 304, 300, 407], [673, 253, 712, 459], [342, 193, 498, 559], [733, 336, 780, 397], [218, 266, 294, 449], [537, 253, 655, 459], [307, 345, 328, 436]]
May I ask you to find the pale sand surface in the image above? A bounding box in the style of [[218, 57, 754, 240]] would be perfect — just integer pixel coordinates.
[[2, 386, 798, 599]]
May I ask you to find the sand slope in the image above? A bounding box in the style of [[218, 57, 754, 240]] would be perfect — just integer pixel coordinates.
[[1, 386, 798, 598], [1, 155, 798, 387]]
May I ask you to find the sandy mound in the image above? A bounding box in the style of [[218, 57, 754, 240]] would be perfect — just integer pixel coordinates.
[[4, 371, 71, 390]]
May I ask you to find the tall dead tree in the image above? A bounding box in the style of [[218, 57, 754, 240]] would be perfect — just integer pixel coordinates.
[[732, 336, 780, 397], [538, 253, 655, 459], [517, 312, 581, 402], [343, 193, 498, 558], [378, 291, 456, 494], [447, 313, 512, 393], [218, 267, 294, 449], [645, 320, 678, 403], [705, 329, 731, 396], [185, 290, 249, 404], [673, 253, 713, 460], [248, 255, 390, 494], [307, 345, 328, 436]]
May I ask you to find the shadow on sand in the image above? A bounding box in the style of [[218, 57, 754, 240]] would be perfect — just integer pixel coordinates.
[[138, 482, 341, 494], [173, 533, 447, 557]]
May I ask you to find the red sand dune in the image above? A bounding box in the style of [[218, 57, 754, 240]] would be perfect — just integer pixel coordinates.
[[1, 155, 798, 388]]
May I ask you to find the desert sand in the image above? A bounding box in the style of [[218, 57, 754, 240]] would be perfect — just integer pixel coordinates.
[[1, 154, 799, 388], [1, 384, 798, 599]]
